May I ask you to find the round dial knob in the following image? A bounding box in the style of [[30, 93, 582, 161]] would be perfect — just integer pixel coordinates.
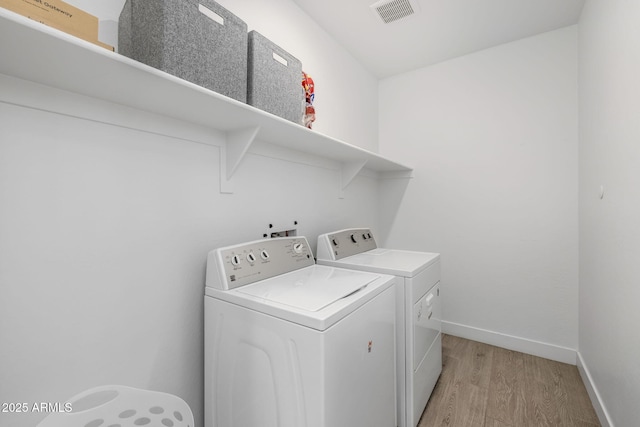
[[230, 254, 241, 266], [293, 242, 304, 253], [247, 252, 256, 263], [362, 233, 368, 240], [260, 250, 270, 260], [332, 238, 339, 246], [350, 234, 357, 243]]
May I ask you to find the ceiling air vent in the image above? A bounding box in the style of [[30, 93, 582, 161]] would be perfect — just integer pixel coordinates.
[[370, 0, 420, 24]]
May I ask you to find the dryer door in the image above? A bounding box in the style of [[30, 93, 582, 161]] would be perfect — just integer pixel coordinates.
[[413, 283, 441, 371]]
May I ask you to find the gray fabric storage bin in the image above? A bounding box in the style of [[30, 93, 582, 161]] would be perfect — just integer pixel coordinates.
[[118, 0, 133, 57], [247, 31, 304, 124], [118, 0, 248, 103]]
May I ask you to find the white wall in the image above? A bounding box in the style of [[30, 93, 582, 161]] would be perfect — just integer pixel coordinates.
[[378, 26, 579, 362], [578, 1, 640, 425], [0, 1, 381, 425]]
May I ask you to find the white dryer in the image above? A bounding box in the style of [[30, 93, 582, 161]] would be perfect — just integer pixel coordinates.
[[317, 228, 441, 427], [204, 236, 398, 427]]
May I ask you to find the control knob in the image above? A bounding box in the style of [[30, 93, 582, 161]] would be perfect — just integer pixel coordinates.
[[293, 242, 304, 253]]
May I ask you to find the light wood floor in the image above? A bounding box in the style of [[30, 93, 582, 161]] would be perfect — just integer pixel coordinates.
[[418, 334, 600, 427]]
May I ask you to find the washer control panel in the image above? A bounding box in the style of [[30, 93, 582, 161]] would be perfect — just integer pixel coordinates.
[[206, 237, 314, 290], [317, 228, 378, 260]]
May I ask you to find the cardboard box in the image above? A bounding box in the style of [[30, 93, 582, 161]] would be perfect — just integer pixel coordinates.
[[118, 0, 248, 102], [88, 37, 114, 51], [1, 0, 97, 38], [0, 0, 113, 50]]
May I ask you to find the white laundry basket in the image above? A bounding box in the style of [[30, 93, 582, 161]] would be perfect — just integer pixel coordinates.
[[36, 385, 194, 427]]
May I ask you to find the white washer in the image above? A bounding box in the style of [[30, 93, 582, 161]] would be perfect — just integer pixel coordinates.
[[204, 236, 398, 427], [317, 228, 441, 427]]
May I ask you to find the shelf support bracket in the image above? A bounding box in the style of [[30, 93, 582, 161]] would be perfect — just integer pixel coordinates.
[[380, 170, 414, 180], [339, 160, 368, 198], [220, 126, 260, 193]]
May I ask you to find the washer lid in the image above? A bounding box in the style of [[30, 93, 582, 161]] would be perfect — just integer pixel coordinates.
[[237, 266, 377, 312], [205, 265, 395, 330], [336, 248, 440, 277]]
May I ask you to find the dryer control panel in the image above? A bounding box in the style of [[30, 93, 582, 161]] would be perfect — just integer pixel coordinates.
[[317, 228, 378, 261], [206, 237, 315, 290]]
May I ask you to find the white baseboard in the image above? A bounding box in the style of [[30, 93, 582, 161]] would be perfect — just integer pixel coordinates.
[[442, 321, 577, 365], [576, 352, 614, 427]]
